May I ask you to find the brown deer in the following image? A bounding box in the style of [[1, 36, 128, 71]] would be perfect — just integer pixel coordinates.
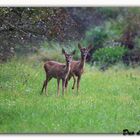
[[41, 48, 75, 96], [65, 43, 92, 92]]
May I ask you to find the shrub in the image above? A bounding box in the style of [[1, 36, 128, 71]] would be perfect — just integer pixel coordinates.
[[93, 46, 128, 66], [85, 26, 108, 49], [123, 48, 140, 66], [97, 7, 121, 19], [84, 19, 124, 51]]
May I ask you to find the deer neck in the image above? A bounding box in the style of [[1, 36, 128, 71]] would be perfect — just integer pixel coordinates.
[[79, 56, 86, 69], [65, 62, 71, 74]]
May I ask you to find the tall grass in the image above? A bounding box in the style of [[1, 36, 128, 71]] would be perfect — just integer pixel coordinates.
[[0, 58, 140, 133]]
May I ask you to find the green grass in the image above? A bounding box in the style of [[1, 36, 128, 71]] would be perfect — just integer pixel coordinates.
[[0, 58, 140, 133]]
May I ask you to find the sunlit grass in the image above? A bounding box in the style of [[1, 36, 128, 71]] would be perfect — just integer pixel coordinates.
[[0, 58, 140, 133]]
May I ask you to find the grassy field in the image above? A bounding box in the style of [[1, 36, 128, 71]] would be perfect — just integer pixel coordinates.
[[0, 58, 140, 133]]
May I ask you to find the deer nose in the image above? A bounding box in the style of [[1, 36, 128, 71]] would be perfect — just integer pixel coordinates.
[[68, 59, 72, 64]]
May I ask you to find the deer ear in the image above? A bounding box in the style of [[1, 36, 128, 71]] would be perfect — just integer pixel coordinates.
[[72, 50, 76, 55], [88, 44, 93, 51], [62, 48, 66, 54], [78, 43, 82, 49]]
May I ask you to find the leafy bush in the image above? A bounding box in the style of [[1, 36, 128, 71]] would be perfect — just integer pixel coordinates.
[[134, 36, 140, 49], [97, 7, 121, 19], [93, 46, 128, 66], [85, 26, 108, 49], [123, 48, 140, 66], [84, 19, 124, 51]]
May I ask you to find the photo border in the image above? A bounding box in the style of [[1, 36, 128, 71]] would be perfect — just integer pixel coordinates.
[[0, 0, 140, 140], [0, 0, 140, 6]]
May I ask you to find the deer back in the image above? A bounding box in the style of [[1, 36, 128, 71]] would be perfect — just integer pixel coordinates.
[[44, 61, 69, 79]]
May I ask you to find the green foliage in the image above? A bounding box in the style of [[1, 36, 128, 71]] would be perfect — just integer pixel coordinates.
[[85, 19, 124, 50], [85, 26, 108, 49], [0, 59, 140, 133], [104, 20, 124, 40], [124, 48, 140, 66], [97, 7, 121, 19], [134, 36, 140, 49], [93, 46, 128, 65], [1, 7, 140, 64]]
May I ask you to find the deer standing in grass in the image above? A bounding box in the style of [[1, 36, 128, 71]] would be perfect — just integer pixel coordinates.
[[41, 48, 75, 96], [65, 43, 92, 92]]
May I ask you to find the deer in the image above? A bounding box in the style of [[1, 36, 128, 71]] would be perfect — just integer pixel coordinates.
[[41, 48, 76, 96], [65, 43, 93, 92]]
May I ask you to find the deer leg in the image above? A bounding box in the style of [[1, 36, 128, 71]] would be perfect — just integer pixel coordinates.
[[65, 79, 68, 88], [41, 74, 49, 95], [62, 79, 66, 96], [77, 76, 81, 92], [72, 75, 76, 90], [41, 80, 46, 94], [44, 80, 48, 96], [65, 80, 68, 94], [57, 79, 60, 96], [44, 77, 51, 96]]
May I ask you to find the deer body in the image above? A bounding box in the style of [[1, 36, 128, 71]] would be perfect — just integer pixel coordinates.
[[41, 49, 75, 96], [65, 44, 92, 92], [70, 60, 85, 76], [44, 61, 70, 80]]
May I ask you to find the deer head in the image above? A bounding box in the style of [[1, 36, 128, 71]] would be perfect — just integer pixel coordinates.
[[78, 43, 93, 60], [62, 48, 76, 64]]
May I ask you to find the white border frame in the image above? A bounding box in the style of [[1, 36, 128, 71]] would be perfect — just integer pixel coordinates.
[[0, 0, 140, 140], [0, 135, 140, 140], [0, 0, 140, 6]]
